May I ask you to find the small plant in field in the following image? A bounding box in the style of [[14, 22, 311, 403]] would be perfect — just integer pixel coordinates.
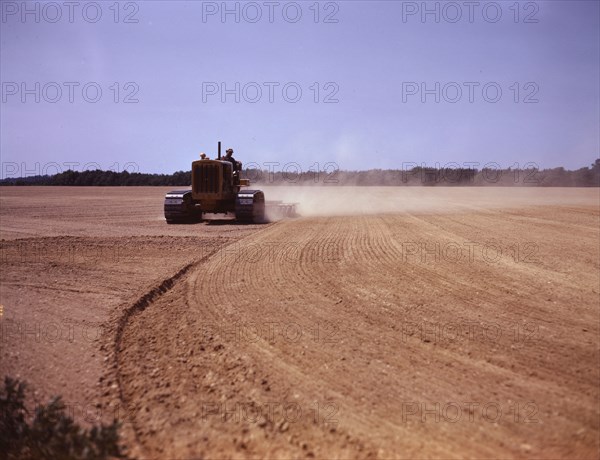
[[0, 377, 124, 460]]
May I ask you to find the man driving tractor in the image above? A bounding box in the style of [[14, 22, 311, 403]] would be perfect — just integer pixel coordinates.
[[224, 148, 239, 173]]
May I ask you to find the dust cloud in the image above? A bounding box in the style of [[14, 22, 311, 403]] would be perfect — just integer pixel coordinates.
[[260, 186, 599, 217]]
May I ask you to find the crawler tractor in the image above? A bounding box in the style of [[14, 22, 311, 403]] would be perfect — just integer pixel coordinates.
[[164, 142, 296, 224]]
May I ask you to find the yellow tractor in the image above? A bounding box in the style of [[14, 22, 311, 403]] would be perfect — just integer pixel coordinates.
[[164, 142, 295, 224]]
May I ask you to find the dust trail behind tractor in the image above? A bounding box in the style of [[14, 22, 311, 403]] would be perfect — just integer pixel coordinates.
[[265, 201, 299, 221]]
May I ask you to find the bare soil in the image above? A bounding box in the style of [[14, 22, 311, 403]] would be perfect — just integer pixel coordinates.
[[1, 186, 598, 459]]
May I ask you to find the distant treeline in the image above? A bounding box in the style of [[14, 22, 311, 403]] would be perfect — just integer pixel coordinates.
[[1, 160, 599, 187], [0, 169, 192, 186]]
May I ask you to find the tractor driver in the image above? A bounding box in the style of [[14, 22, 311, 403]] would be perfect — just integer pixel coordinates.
[[224, 148, 239, 173]]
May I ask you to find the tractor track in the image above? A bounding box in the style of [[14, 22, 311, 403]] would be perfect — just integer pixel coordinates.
[[103, 229, 270, 458], [111, 259, 200, 455]]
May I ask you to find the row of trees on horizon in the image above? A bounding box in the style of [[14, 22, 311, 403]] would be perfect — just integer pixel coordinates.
[[1, 160, 599, 187]]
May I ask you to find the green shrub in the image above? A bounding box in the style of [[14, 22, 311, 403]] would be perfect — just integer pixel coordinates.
[[0, 377, 124, 460]]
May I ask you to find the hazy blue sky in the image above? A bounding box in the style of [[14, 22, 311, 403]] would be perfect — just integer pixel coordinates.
[[1, 1, 598, 177]]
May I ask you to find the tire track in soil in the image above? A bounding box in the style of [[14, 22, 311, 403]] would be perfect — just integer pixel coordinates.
[[109, 259, 207, 456], [103, 237, 242, 458]]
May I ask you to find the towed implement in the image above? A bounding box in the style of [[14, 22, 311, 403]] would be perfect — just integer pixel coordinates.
[[164, 142, 297, 224]]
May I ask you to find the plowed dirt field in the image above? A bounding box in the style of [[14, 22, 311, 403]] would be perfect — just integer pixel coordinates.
[[1, 186, 598, 459]]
